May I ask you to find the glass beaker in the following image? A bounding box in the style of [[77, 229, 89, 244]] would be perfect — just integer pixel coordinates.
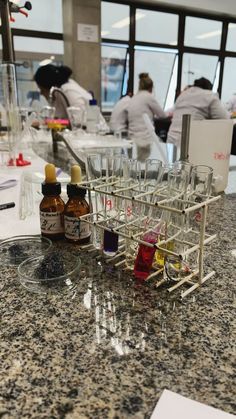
[[67, 106, 84, 131], [40, 106, 56, 128]]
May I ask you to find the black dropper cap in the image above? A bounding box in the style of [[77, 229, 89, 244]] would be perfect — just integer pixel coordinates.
[[41, 163, 61, 196], [67, 183, 86, 198], [42, 182, 61, 196]]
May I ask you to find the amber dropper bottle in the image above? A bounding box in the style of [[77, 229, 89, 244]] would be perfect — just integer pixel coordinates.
[[64, 165, 91, 244], [39, 163, 65, 240]]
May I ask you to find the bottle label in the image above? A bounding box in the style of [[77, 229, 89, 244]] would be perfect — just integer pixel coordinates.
[[40, 211, 64, 234], [64, 216, 91, 240]]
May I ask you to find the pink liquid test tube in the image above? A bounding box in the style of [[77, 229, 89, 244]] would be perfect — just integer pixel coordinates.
[[133, 232, 157, 280]]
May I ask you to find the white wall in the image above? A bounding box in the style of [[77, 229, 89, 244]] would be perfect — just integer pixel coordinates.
[[139, 0, 236, 18]]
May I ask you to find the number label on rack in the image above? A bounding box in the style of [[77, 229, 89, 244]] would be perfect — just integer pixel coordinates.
[[126, 205, 132, 217], [103, 198, 113, 210]]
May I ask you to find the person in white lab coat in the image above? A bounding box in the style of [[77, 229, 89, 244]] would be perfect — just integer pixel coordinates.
[[167, 77, 229, 148], [127, 73, 166, 160], [34, 64, 92, 119], [109, 93, 132, 133]]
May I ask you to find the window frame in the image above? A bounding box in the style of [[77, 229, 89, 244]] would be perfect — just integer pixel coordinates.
[[0, 1, 235, 108], [102, 0, 236, 103]]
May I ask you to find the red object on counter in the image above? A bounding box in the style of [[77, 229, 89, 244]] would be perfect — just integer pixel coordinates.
[[7, 158, 15, 166], [8, 153, 31, 167], [16, 153, 31, 166]]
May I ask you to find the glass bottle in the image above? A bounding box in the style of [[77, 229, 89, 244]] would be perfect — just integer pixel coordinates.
[[40, 163, 65, 240], [64, 165, 91, 244], [86, 99, 100, 134]]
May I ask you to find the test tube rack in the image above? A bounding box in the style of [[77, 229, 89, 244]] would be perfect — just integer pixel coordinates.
[[79, 175, 220, 299]]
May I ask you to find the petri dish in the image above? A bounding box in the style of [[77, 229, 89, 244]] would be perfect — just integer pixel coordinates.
[[0, 235, 52, 266], [18, 250, 81, 294]]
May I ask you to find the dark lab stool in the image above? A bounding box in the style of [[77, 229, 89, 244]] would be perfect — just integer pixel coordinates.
[[154, 117, 172, 142]]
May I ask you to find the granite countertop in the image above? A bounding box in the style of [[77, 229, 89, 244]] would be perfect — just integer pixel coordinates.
[[0, 194, 236, 417], [0, 194, 236, 419]]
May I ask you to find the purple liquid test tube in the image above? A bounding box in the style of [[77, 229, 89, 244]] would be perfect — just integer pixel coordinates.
[[103, 229, 119, 257]]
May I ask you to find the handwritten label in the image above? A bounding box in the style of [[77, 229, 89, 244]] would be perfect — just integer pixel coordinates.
[[194, 211, 202, 222], [64, 216, 90, 240], [102, 197, 113, 210], [213, 152, 230, 160], [40, 211, 64, 234], [105, 198, 112, 210], [126, 205, 132, 217]]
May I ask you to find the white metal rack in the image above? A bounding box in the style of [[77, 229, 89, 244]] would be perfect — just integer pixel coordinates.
[[79, 175, 220, 299]]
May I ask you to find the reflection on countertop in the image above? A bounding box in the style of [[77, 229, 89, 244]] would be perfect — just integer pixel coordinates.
[[0, 149, 236, 418], [0, 191, 236, 418]]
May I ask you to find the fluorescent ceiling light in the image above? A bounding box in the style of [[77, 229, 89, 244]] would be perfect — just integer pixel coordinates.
[[196, 29, 221, 39], [196, 23, 236, 40], [101, 31, 110, 37], [135, 12, 146, 22], [112, 12, 145, 29], [39, 56, 55, 67], [135, 45, 177, 53], [112, 17, 130, 29]]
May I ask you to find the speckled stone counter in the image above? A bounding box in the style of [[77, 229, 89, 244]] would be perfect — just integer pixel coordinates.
[[0, 193, 236, 419]]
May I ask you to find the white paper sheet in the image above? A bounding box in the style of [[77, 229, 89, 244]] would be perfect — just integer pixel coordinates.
[[77, 23, 98, 42], [151, 390, 235, 419], [0, 175, 17, 190], [0, 152, 69, 240]]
